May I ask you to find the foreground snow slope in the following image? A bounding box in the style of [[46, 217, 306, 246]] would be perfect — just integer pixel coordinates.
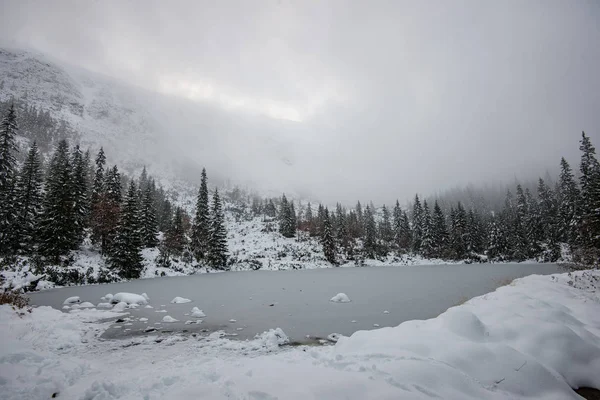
[[1, 270, 599, 399]]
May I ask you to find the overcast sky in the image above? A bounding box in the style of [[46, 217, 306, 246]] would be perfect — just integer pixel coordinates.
[[1, 0, 600, 205]]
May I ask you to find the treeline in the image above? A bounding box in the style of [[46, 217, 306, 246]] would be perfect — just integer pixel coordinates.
[[0, 98, 78, 153], [249, 132, 599, 265], [0, 104, 228, 282]]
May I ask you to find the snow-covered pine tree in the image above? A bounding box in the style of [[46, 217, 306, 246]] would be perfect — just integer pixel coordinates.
[[487, 213, 506, 260], [101, 165, 122, 255], [305, 202, 317, 236], [110, 181, 143, 279], [190, 168, 210, 262], [335, 203, 350, 251], [399, 211, 412, 252], [421, 200, 433, 257], [412, 195, 423, 252], [321, 208, 336, 264], [70, 145, 89, 246], [90, 148, 106, 245], [140, 185, 159, 248], [392, 200, 402, 249], [0, 103, 19, 255], [537, 178, 559, 259], [525, 188, 542, 256], [578, 132, 600, 248], [207, 189, 228, 269], [13, 142, 43, 253], [452, 202, 468, 259], [286, 201, 297, 238], [431, 200, 448, 258], [354, 201, 364, 238], [164, 207, 187, 257], [38, 140, 77, 261], [317, 203, 326, 237], [264, 199, 277, 219], [278, 194, 294, 237], [363, 205, 377, 258], [512, 185, 530, 260], [557, 157, 579, 244], [379, 204, 393, 245]]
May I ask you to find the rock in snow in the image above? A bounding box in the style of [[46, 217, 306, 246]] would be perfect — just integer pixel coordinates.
[[162, 315, 179, 323], [170, 296, 192, 304], [63, 296, 81, 305], [330, 293, 351, 303], [110, 293, 148, 305], [190, 307, 206, 318]]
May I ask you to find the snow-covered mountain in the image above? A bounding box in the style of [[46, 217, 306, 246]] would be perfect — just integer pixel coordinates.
[[0, 48, 306, 195]]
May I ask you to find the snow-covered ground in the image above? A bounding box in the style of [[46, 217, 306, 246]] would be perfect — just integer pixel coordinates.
[[2, 270, 599, 399]]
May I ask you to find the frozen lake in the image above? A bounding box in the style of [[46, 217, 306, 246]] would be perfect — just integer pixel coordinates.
[[29, 263, 565, 343]]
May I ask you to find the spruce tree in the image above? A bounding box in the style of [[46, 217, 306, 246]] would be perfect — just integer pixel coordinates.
[[363, 205, 377, 258], [207, 189, 228, 269], [13, 142, 43, 253], [412, 195, 424, 252], [71, 145, 89, 246], [0, 103, 19, 255], [392, 200, 402, 249], [140, 186, 159, 247], [335, 203, 350, 251], [399, 211, 412, 251], [431, 200, 448, 258], [321, 208, 336, 263], [421, 200, 433, 257], [190, 168, 210, 262], [557, 157, 579, 244], [101, 165, 122, 254], [354, 201, 364, 238], [305, 202, 317, 236], [379, 204, 393, 244], [38, 140, 77, 261], [164, 207, 187, 257], [110, 181, 144, 279], [578, 132, 600, 248], [90, 148, 106, 245], [537, 178, 559, 257]]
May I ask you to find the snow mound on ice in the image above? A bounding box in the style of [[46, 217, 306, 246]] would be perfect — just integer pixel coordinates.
[[112, 302, 128, 312], [71, 302, 95, 309], [63, 296, 80, 304], [96, 303, 111, 308], [191, 307, 206, 318], [327, 333, 343, 342], [100, 294, 113, 302], [330, 293, 351, 303], [111, 293, 148, 305], [162, 315, 178, 323], [170, 296, 191, 304], [255, 328, 289, 350]]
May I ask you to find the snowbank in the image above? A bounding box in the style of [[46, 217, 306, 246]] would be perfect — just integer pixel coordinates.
[[170, 296, 191, 304], [110, 293, 148, 305], [330, 293, 351, 303], [1, 270, 599, 399]]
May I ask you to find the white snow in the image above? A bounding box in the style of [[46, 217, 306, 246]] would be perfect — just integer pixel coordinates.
[[96, 302, 112, 308], [330, 293, 351, 303], [63, 296, 81, 304], [383, 310, 390, 314], [170, 296, 192, 304], [229, 319, 237, 323], [71, 302, 95, 309], [1, 270, 600, 399], [101, 294, 113, 302], [191, 307, 206, 318], [139, 318, 148, 322], [111, 302, 128, 312], [110, 293, 148, 305], [162, 316, 179, 323], [155, 309, 167, 313]]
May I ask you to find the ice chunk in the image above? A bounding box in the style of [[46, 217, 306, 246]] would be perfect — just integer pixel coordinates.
[[111, 293, 148, 305], [112, 302, 128, 312], [383, 310, 390, 314], [162, 315, 179, 323], [139, 317, 148, 322], [170, 296, 192, 304], [229, 319, 237, 323], [190, 307, 206, 318], [72, 302, 95, 309], [330, 293, 351, 303], [63, 296, 80, 305]]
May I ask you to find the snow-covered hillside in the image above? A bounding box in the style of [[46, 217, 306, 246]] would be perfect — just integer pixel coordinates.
[[0, 48, 305, 195]]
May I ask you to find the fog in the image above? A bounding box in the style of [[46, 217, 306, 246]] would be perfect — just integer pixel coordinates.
[[1, 0, 600, 205]]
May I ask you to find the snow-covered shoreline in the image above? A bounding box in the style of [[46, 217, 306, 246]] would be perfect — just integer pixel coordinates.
[[1, 270, 598, 399]]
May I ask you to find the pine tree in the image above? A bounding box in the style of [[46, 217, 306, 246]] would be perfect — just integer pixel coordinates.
[[392, 200, 403, 250], [164, 207, 187, 257], [207, 189, 228, 269], [537, 178, 559, 258], [431, 200, 448, 258], [487, 213, 506, 260], [557, 157, 579, 244], [140, 185, 159, 247], [101, 165, 122, 254], [305, 202, 317, 236], [379, 204, 393, 244], [13, 142, 43, 253], [264, 199, 277, 219], [335, 203, 350, 251], [71, 145, 89, 246], [354, 201, 364, 238], [412, 195, 424, 252], [421, 200, 433, 257], [38, 140, 77, 261], [363, 205, 377, 258], [90, 148, 106, 245], [578, 132, 600, 248], [451, 202, 468, 259], [0, 103, 19, 255], [190, 168, 210, 262], [278, 194, 295, 238], [321, 208, 336, 264], [399, 211, 412, 251], [110, 181, 143, 279]]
